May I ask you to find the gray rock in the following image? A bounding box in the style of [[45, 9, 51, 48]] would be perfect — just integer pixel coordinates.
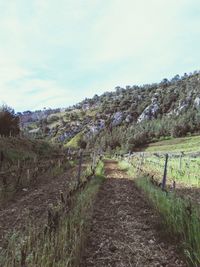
[[112, 112, 123, 126], [194, 96, 200, 109], [125, 114, 133, 123], [137, 103, 159, 123], [175, 99, 190, 115]]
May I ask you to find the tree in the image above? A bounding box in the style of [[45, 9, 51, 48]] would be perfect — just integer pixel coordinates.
[[171, 74, 180, 83], [78, 139, 87, 149], [0, 105, 20, 136]]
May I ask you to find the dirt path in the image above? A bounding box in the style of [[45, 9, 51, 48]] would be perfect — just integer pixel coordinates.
[[82, 160, 186, 267]]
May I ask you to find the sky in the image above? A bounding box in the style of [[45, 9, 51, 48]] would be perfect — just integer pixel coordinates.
[[0, 0, 200, 112]]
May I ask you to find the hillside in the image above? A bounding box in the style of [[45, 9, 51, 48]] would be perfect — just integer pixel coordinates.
[[21, 70, 200, 152], [141, 135, 200, 153], [0, 136, 60, 165]]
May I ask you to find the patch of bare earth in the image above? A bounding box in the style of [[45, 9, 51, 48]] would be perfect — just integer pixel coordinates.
[[82, 160, 186, 267], [0, 164, 86, 245]]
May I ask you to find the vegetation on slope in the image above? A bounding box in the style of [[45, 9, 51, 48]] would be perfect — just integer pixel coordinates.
[[20, 70, 200, 153], [142, 135, 200, 153], [90, 108, 200, 153], [0, 136, 60, 164], [64, 132, 84, 148]]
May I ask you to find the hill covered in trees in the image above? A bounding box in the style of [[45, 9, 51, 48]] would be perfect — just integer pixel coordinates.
[[21, 70, 200, 152]]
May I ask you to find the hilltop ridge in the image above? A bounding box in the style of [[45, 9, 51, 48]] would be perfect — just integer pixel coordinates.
[[21, 70, 200, 152]]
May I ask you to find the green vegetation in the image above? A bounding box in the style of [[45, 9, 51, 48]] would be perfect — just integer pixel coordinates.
[[0, 136, 59, 163], [137, 176, 200, 267], [119, 160, 200, 266], [118, 160, 130, 172], [0, 105, 20, 137], [143, 135, 200, 153], [21, 71, 200, 152], [64, 132, 83, 148], [0, 160, 105, 267], [91, 110, 200, 153], [141, 153, 200, 187]]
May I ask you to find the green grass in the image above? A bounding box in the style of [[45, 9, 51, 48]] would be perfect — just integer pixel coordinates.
[[140, 154, 200, 187], [136, 177, 200, 267], [0, 136, 59, 163], [0, 160, 105, 267], [119, 160, 200, 266], [143, 135, 200, 153], [118, 160, 130, 172], [64, 132, 83, 148]]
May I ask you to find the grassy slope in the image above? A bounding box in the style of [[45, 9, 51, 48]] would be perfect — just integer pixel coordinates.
[[142, 135, 200, 153], [0, 137, 59, 163]]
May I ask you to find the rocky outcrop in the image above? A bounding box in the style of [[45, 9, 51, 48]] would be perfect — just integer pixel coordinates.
[[175, 99, 191, 115], [194, 96, 200, 109], [112, 112, 123, 126], [137, 103, 159, 122], [137, 95, 160, 123]]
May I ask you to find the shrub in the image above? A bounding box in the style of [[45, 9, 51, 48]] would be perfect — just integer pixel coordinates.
[[0, 105, 20, 136]]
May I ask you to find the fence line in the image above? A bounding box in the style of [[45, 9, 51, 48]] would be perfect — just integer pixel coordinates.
[[117, 150, 200, 191], [0, 150, 101, 201]]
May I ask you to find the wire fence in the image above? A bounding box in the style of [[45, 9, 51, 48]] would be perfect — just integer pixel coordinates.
[[0, 148, 101, 201], [119, 151, 200, 191]]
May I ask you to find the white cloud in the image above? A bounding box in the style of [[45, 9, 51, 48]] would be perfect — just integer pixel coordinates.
[[0, 75, 76, 111]]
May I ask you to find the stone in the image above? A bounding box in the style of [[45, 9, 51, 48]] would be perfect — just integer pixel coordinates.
[[194, 96, 200, 109]]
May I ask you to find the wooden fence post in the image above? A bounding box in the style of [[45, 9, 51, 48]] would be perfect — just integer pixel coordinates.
[[179, 152, 183, 171], [141, 152, 144, 166], [162, 153, 169, 191], [77, 150, 83, 184], [128, 151, 131, 162], [92, 152, 96, 170], [27, 169, 30, 184], [58, 159, 61, 168], [0, 151, 4, 171]]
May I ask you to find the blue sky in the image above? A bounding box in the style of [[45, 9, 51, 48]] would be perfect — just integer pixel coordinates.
[[0, 0, 200, 111]]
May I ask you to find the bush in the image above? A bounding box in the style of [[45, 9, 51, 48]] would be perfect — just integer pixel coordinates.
[[0, 105, 20, 136], [47, 114, 59, 124]]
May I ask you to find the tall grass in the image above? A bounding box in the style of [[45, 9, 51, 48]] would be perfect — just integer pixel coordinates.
[[0, 161, 105, 267], [136, 177, 200, 266], [119, 160, 200, 267]]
